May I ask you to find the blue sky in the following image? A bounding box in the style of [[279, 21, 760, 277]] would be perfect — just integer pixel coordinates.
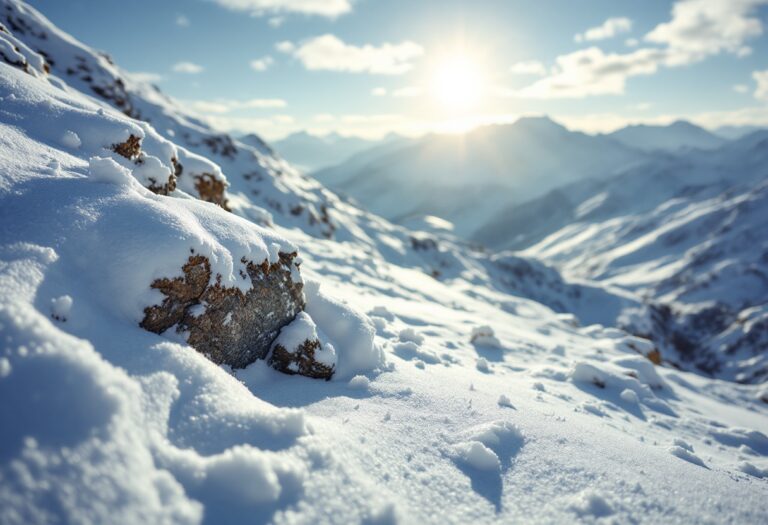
[[28, 0, 768, 139]]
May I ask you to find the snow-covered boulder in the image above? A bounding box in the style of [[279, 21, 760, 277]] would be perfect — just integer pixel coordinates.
[[141, 251, 305, 370], [268, 312, 336, 380], [0, 57, 311, 375]]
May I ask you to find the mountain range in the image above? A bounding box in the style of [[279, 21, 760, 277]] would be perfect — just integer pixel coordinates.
[[1, 1, 767, 523], [265, 130, 404, 172]]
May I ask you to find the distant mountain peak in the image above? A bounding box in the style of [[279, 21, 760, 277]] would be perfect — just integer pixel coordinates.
[[513, 115, 565, 131], [608, 119, 725, 153]]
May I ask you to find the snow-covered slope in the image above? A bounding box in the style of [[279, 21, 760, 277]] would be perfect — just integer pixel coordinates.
[[312, 117, 647, 237], [497, 133, 768, 383], [1, 0, 361, 240], [2, 2, 768, 523], [607, 120, 726, 153]]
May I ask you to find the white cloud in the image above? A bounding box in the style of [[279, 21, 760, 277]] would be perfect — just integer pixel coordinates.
[[511, 1, 768, 100], [392, 86, 422, 97], [625, 38, 639, 47], [555, 106, 768, 135], [510, 47, 665, 99], [628, 102, 653, 111], [241, 99, 287, 108], [274, 114, 295, 124], [509, 60, 546, 76], [250, 56, 274, 71], [314, 113, 335, 122], [754, 70, 768, 101], [172, 61, 204, 74], [268, 16, 284, 27], [575, 17, 632, 42], [733, 84, 749, 94], [188, 98, 287, 114], [290, 34, 424, 75], [210, 0, 352, 18], [645, 0, 768, 65], [340, 114, 400, 124], [275, 40, 295, 53], [129, 71, 164, 83], [175, 14, 190, 27], [371, 87, 387, 96], [688, 105, 768, 128]]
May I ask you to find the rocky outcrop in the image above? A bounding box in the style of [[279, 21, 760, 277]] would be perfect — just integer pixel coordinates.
[[270, 339, 334, 380], [194, 172, 230, 210], [267, 312, 336, 380], [141, 250, 305, 369], [112, 134, 177, 196]]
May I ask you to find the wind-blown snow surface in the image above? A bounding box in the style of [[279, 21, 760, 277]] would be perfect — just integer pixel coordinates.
[[1, 1, 768, 523]]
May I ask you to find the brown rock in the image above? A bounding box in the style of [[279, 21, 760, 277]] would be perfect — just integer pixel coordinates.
[[112, 134, 141, 161], [646, 349, 662, 365], [146, 174, 176, 196], [194, 172, 230, 211], [140, 251, 305, 369], [269, 339, 334, 380]]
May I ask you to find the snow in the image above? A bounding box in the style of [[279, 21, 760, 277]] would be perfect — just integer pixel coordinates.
[[313, 116, 648, 238], [568, 490, 614, 518], [347, 374, 371, 390], [454, 441, 501, 471], [607, 120, 726, 153], [271, 311, 337, 368], [669, 443, 707, 468], [470, 325, 502, 348], [60, 130, 81, 149], [1, 2, 767, 524], [50, 294, 72, 321], [303, 280, 383, 379], [87, 156, 133, 184], [497, 394, 514, 408]]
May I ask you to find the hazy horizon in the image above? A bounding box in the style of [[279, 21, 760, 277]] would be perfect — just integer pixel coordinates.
[[27, 0, 768, 140]]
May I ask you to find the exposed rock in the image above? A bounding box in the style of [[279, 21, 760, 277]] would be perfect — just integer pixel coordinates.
[[270, 339, 334, 380], [646, 349, 662, 365], [112, 134, 177, 196], [194, 172, 230, 210], [112, 134, 141, 160], [145, 172, 176, 196], [267, 311, 336, 380], [140, 251, 305, 369]]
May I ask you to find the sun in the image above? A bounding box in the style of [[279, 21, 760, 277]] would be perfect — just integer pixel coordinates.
[[431, 55, 486, 110]]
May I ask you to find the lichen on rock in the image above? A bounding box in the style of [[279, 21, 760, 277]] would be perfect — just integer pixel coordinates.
[[268, 312, 336, 380], [140, 250, 305, 369]]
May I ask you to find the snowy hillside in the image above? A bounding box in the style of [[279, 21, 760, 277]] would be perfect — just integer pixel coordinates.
[[607, 121, 726, 153], [312, 117, 647, 237], [478, 132, 768, 383], [1, 1, 767, 524]]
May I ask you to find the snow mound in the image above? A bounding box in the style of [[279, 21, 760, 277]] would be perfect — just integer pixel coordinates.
[[88, 156, 132, 184], [454, 441, 500, 471], [268, 311, 336, 379], [568, 490, 614, 518], [304, 280, 384, 379], [470, 325, 502, 348]]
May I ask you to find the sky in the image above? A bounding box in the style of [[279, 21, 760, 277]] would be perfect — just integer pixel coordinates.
[[27, 0, 768, 140]]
